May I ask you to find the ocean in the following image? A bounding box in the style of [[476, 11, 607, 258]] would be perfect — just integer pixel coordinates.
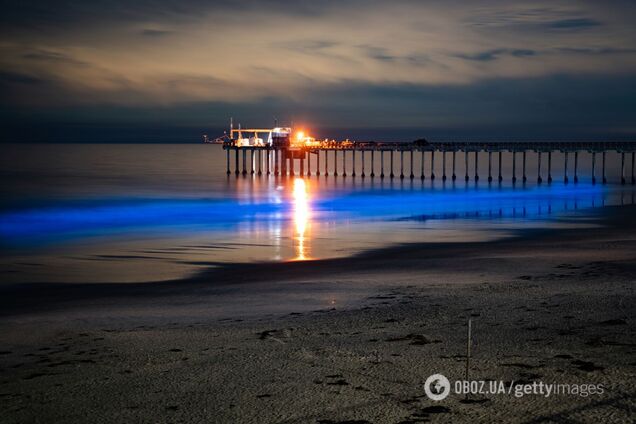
[[1, 143, 634, 283]]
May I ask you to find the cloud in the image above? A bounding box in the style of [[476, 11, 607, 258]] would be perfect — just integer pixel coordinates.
[[455, 48, 536, 62], [140, 29, 174, 37], [547, 18, 601, 30], [0, 0, 635, 112]]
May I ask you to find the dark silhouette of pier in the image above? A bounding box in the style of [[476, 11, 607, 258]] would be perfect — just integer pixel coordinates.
[[222, 140, 636, 185]]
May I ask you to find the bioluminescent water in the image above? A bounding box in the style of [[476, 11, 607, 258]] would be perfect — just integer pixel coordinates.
[[1, 143, 634, 283]]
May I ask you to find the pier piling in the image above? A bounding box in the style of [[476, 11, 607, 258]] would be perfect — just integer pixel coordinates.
[[573, 151, 578, 183], [498, 151, 503, 182], [632, 152, 636, 185], [442, 151, 447, 181], [361, 151, 365, 177], [602, 151, 607, 184], [342, 150, 347, 177], [390, 150, 394, 179], [234, 149, 239, 176], [474, 151, 479, 181], [324, 150, 329, 176], [621, 152, 625, 185], [220, 141, 633, 186], [465, 151, 469, 182], [380, 151, 385, 178], [334, 150, 338, 176], [522, 151, 527, 182], [371, 150, 376, 178], [410, 151, 415, 179], [352, 150, 356, 177]]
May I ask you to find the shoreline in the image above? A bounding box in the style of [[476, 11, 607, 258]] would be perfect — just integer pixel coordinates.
[[0, 204, 634, 320]]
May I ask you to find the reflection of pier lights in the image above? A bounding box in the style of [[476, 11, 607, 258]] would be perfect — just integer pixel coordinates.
[[292, 178, 310, 261]]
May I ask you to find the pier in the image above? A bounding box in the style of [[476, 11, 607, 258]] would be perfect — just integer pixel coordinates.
[[221, 139, 636, 185]]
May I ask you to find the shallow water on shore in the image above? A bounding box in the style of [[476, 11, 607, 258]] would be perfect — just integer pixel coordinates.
[[1, 143, 635, 283]]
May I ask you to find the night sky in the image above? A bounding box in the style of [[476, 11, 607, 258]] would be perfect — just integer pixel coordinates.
[[1, 0, 636, 142]]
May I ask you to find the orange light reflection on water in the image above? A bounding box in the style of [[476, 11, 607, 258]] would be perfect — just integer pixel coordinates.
[[292, 178, 311, 260]]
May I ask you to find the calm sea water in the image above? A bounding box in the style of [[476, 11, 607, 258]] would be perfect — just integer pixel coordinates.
[[1, 143, 634, 283]]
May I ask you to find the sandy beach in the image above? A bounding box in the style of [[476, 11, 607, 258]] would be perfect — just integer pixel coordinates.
[[1, 206, 635, 423]]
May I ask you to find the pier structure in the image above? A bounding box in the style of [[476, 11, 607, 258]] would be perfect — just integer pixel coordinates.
[[221, 138, 636, 185]]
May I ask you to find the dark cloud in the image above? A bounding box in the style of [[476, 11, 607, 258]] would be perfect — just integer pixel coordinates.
[[275, 40, 339, 52], [0, 71, 42, 85], [547, 18, 601, 30], [140, 29, 174, 37], [359, 45, 396, 62], [455, 48, 536, 62], [21, 49, 89, 66]]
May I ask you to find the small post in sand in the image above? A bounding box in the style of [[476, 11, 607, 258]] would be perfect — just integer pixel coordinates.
[[465, 318, 472, 399]]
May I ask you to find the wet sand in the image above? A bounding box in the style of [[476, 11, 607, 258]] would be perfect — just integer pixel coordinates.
[[1, 206, 635, 423]]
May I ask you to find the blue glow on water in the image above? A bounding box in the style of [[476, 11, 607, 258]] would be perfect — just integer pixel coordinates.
[[0, 180, 613, 249]]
